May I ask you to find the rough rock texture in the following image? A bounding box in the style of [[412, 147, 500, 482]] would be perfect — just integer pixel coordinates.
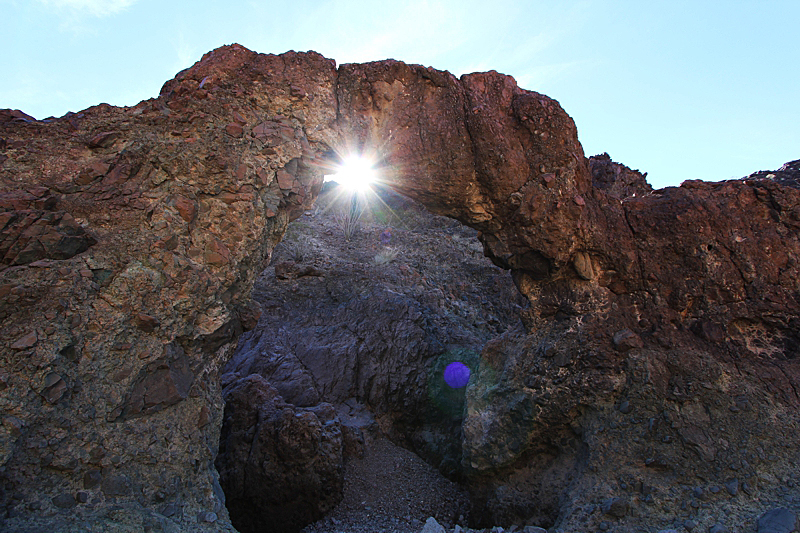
[[1, 42, 800, 533], [215, 183, 525, 530], [216, 375, 343, 533], [0, 46, 336, 531], [588, 152, 652, 200]]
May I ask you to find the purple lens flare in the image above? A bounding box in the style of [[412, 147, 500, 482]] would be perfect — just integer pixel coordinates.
[[444, 362, 470, 388]]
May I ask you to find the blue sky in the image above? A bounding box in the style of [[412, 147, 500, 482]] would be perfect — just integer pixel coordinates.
[[2, 0, 798, 189]]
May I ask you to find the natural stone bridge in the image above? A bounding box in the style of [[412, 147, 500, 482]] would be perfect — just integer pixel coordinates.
[[1, 44, 798, 532]]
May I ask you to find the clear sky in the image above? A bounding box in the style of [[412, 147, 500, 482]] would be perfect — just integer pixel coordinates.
[[2, 0, 798, 189]]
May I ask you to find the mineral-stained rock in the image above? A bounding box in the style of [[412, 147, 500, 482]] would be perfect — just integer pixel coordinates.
[[215, 375, 343, 533], [0, 45, 335, 531], [1, 41, 799, 533]]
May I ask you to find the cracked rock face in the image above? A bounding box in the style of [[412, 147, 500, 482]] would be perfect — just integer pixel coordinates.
[[1, 43, 799, 533]]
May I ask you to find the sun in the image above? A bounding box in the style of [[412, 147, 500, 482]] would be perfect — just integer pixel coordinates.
[[324, 155, 377, 192]]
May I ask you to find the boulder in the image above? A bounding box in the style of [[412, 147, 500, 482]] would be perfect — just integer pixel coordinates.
[[216, 375, 343, 533]]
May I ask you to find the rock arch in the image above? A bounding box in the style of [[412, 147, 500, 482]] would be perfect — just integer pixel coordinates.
[[1, 44, 799, 532]]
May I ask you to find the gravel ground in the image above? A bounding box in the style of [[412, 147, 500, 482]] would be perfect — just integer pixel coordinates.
[[302, 435, 470, 533]]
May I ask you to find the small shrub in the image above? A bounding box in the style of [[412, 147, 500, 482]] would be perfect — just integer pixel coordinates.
[[334, 199, 364, 241], [373, 247, 399, 265]]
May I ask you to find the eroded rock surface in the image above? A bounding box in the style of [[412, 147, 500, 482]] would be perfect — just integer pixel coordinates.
[[1, 42, 799, 533], [217, 375, 343, 533], [0, 46, 336, 532]]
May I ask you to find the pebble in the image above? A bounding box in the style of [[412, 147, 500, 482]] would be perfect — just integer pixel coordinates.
[[724, 479, 739, 496], [683, 519, 697, 531], [709, 524, 728, 533], [601, 496, 629, 518], [10, 331, 38, 350], [421, 517, 445, 533], [51, 492, 76, 508]]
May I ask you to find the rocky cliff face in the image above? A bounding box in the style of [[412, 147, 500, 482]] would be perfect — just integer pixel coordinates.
[[1, 43, 799, 533]]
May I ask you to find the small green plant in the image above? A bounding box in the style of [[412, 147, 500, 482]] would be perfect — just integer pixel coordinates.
[[373, 247, 399, 265], [334, 195, 364, 241], [283, 235, 312, 262]]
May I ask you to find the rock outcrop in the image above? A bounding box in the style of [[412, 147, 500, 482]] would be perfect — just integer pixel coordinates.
[[1, 43, 799, 533], [0, 46, 336, 532]]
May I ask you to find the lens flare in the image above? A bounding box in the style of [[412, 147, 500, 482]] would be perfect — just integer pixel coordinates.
[[444, 362, 471, 388], [325, 155, 377, 192]]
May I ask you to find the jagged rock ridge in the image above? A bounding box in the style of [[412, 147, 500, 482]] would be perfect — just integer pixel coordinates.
[[0, 44, 798, 532]]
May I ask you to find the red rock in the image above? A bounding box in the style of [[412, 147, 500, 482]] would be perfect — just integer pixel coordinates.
[[225, 123, 243, 137], [256, 167, 271, 186], [235, 164, 247, 181], [135, 313, 160, 332], [10, 331, 37, 350], [173, 194, 196, 223], [87, 131, 118, 148], [232, 111, 247, 125], [276, 169, 295, 190], [205, 238, 230, 267], [252, 122, 276, 139]]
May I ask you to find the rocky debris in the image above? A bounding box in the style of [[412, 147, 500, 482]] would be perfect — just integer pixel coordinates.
[[273, 259, 324, 279], [216, 375, 343, 533], [1, 41, 799, 533], [302, 436, 469, 533]]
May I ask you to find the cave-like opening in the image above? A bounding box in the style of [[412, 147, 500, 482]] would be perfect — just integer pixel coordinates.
[[214, 179, 533, 533]]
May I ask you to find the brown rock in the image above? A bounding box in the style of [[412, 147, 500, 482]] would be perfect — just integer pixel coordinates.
[[197, 405, 211, 428], [276, 168, 295, 190], [10, 331, 37, 350], [225, 123, 243, 137], [135, 313, 160, 332], [216, 375, 343, 533], [122, 352, 194, 418], [612, 328, 644, 351], [87, 131, 118, 148], [173, 194, 196, 223]]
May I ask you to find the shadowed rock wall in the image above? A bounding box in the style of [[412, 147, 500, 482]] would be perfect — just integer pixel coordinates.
[[1, 43, 799, 532]]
